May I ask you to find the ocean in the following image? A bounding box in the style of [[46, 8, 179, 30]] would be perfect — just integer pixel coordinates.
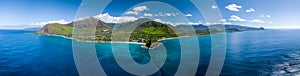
[[1, 29, 300, 76]]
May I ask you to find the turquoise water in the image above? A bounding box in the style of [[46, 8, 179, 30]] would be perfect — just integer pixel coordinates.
[[1, 29, 300, 76]]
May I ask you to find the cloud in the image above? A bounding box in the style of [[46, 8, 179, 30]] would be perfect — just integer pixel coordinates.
[[249, 19, 265, 23], [229, 15, 247, 22], [212, 5, 218, 9], [173, 22, 201, 26], [185, 14, 193, 17], [166, 13, 172, 16], [133, 6, 148, 12], [125, 11, 139, 15], [225, 4, 242, 11], [33, 19, 71, 25], [153, 19, 173, 25], [154, 19, 201, 26], [154, 12, 179, 17], [269, 21, 273, 24], [94, 13, 138, 23], [219, 19, 232, 24], [154, 19, 230, 26], [223, 22, 232, 24], [154, 19, 163, 22], [266, 15, 271, 18], [220, 19, 226, 22], [246, 8, 255, 13], [260, 15, 271, 18], [143, 13, 153, 17], [155, 19, 230, 26], [125, 6, 149, 15]]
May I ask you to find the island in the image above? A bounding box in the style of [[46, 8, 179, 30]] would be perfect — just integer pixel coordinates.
[[37, 18, 264, 48]]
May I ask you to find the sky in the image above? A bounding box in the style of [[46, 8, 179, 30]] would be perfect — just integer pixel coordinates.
[[0, 0, 300, 29]]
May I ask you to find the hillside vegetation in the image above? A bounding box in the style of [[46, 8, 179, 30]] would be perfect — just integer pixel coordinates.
[[37, 18, 264, 46]]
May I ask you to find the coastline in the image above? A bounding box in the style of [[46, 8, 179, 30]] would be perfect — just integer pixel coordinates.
[[36, 30, 255, 49], [36, 33, 213, 49], [37, 34, 198, 49], [40, 34, 147, 45]]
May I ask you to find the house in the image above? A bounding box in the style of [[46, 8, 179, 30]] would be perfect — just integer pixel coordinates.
[[137, 38, 145, 42]]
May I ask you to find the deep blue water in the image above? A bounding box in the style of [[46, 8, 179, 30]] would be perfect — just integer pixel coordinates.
[[1, 29, 300, 76]]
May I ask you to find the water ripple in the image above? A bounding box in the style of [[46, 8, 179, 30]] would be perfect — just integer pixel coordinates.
[[272, 52, 300, 76]]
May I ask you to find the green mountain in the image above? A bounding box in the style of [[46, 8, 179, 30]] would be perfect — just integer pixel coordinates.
[[37, 23, 73, 36], [130, 20, 177, 42], [37, 18, 178, 43], [37, 18, 264, 47]]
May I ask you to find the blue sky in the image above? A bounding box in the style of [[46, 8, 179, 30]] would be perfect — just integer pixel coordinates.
[[0, 0, 300, 29]]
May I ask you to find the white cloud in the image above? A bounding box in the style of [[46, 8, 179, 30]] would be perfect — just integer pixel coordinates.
[[269, 21, 273, 24], [220, 19, 227, 22], [223, 22, 232, 24], [33, 19, 71, 25], [187, 22, 201, 25], [133, 6, 148, 12], [154, 19, 163, 22], [249, 19, 265, 23], [201, 19, 232, 25], [246, 8, 255, 13], [125, 11, 139, 15], [154, 19, 173, 25], [225, 4, 242, 11], [266, 15, 271, 18], [154, 19, 229, 25], [219, 19, 232, 24], [143, 13, 153, 17], [94, 13, 138, 23], [185, 14, 193, 17], [125, 6, 149, 15], [229, 15, 247, 22], [154, 12, 179, 17], [260, 15, 271, 18], [171, 13, 176, 16], [212, 5, 218, 9], [173, 22, 201, 25], [166, 13, 172, 16], [154, 19, 201, 26], [157, 20, 231, 25]]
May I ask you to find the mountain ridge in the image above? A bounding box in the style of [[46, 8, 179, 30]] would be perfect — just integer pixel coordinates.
[[37, 18, 264, 47]]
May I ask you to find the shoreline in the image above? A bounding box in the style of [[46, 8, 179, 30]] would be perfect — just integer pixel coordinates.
[[39, 33, 213, 42], [35, 30, 259, 49], [37, 34, 205, 49], [41, 34, 148, 45]]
